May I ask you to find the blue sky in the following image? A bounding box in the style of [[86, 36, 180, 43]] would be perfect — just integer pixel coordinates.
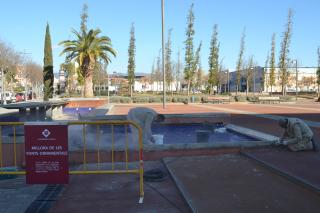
[[0, 0, 319, 74]]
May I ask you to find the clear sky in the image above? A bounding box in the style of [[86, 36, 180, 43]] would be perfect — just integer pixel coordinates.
[[0, 0, 319, 74]]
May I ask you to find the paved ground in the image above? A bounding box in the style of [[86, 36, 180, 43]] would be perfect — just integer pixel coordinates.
[[50, 161, 190, 213], [242, 147, 320, 189], [2, 101, 320, 212], [0, 176, 46, 213], [164, 154, 320, 213]]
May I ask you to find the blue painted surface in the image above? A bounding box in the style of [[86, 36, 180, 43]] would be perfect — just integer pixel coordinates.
[[152, 124, 256, 144], [0, 115, 19, 122], [88, 123, 256, 144]]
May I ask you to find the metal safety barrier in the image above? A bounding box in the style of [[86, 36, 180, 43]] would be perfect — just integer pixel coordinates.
[[0, 120, 144, 203]]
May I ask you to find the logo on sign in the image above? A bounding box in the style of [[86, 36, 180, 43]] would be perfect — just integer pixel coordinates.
[[42, 129, 51, 138]]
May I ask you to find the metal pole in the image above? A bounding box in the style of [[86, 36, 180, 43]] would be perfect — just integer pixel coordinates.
[[2, 68, 6, 105], [107, 72, 110, 104], [0, 67, 3, 104], [295, 59, 298, 102], [161, 0, 166, 109], [253, 68, 255, 95], [227, 69, 230, 93]]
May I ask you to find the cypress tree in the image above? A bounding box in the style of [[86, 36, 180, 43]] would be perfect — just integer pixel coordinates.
[[175, 49, 182, 92], [155, 50, 162, 92], [264, 53, 269, 94], [165, 28, 173, 91], [184, 3, 195, 97], [278, 9, 293, 96], [127, 23, 136, 97], [245, 56, 254, 96], [80, 3, 88, 34], [269, 33, 276, 95], [43, 23, 53, 101], [236, 28, 245, 94], [192, 41, 202, 90], [208, 24, 219, 94], [317, 47, 320, 99]]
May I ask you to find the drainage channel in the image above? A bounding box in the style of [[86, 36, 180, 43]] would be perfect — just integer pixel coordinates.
[[241, 151, 320, 196], [25, 184, 64, 213]]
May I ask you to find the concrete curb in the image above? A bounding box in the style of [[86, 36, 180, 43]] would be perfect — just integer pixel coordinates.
[[162, 157, 196, 213]]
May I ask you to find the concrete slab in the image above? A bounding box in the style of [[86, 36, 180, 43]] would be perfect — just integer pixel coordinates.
[[0, 176, 46, 213], [49, 161, 190, 213], [242, 148, 320, 189], [164, 154, 320, 213]]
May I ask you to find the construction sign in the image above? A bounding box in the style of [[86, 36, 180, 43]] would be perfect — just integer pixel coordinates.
[[25, 122, 69, 184]]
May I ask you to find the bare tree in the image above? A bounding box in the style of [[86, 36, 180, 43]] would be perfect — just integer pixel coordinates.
[[0, 40, 23, 92]]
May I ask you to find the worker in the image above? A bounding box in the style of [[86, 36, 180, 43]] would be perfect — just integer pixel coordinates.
[[127, 107, 165, 144], [276, 117, 315, 151]]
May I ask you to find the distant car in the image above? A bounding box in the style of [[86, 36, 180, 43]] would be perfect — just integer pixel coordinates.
[[0, 92, 15, 104], [15, 93, 25, 102]]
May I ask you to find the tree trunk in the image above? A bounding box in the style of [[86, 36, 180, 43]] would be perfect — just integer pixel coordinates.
[[187, 81, 190, 97], [246, 79, 249, 97], [84, 75, 93, 97], [270, 85, 273, 96]]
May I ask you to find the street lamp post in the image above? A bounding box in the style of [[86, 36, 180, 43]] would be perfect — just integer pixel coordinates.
[[0, 67, 5, 105], [227, 69, 230, 93], [253, 67, 256, 95], [107, 72, 110, 104], [295, 59, 298, 102], [161, 0, 166, 109]]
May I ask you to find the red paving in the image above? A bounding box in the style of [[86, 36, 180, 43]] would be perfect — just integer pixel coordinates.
[[108, 103, 221, 115], [50, 102, 320, 212], [243, 148, 320, 189], [164, 154, 320, 213]]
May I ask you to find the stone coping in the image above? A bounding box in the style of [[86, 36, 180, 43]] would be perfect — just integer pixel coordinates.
[[79, 112, 230, 122], [226, 124, 279, 142], [1, 101, 67, 109]]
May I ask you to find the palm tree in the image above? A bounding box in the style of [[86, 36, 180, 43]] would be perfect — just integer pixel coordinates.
[[60, 29, 116, 97]]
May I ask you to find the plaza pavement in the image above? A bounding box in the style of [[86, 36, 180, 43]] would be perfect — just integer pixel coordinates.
[[2, 101, 320, 212]]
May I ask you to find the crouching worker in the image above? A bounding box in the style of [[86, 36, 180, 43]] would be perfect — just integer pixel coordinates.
[[275, 117, 315, 151], [127, 107, 165, 144]]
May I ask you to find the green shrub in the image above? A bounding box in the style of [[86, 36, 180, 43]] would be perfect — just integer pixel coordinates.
[[247, 96, 258, 102], [220, 92, 231, 96], [177, 96, 189, 103], [201, 96, 208, 103], [160, 97, 172, 103], [109, 96, 121, 103], [279, 96, 294, 102], [120, 97, 132, 103], [229, 96, 236, 102], [172, 97, 178, 102], [132, 96, 149, 103], [192, 96, 201, 102], [235, 95, 247, 102], [149, 97, 161, 103]]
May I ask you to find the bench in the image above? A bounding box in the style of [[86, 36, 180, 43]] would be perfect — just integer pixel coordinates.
[[258, 96, 280, 104], [202, 96, 231, 104]]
